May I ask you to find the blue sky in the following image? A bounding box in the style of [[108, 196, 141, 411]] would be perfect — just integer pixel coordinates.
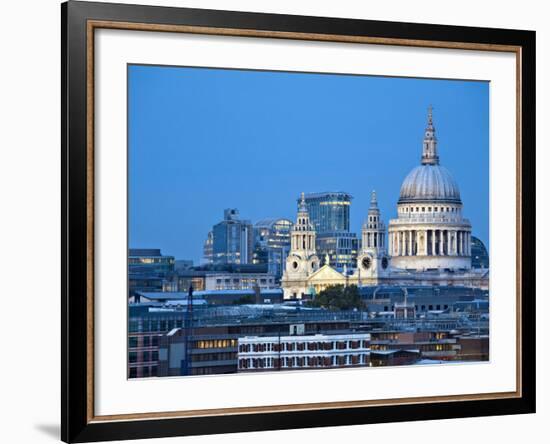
[[128, 65, 489, 263]]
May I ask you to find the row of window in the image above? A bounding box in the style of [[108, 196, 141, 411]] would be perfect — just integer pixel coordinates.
[[128, 335, 160, 348], [239, 340, 369, 353], [401, 206, 459, 213], [128, 366, 158, 378], [195, 339, 238, 349], [371, 344, 453, 352], [129, 319, 185, 333], [215, 278, 273, 284], [192, 352, 236, 362], [128, 350, 159, 363], [377, 304, 449, 312], [239, 354, 369, 369]]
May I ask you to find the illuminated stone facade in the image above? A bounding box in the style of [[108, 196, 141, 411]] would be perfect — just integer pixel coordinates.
[[281, 108, 488, 300]]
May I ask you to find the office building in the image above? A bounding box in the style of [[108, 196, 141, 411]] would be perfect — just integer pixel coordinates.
[[128, 248, 175, 276], [253, 218, 293, 281], [237, 333, 371, 372], [212, 209, 254, 265], [300, 191, 358, 269]]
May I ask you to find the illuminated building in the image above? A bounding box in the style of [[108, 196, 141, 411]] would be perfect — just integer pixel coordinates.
[[282, 107, 489, 299], [253, 218, 293, 281], [212, 209, 254, 265], [128, 248, 175, 276], [387, 106, 472, 270], [300, 191, 358, 269], [237, 333, 371, 372], [202, 231, 214, 264]]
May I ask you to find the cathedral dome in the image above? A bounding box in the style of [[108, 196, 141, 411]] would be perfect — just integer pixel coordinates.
[[398, 164, 461, 204], [398, 106, 462, 205]]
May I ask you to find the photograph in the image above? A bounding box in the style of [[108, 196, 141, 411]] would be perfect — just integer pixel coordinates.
[[127, 64, 490, 379]]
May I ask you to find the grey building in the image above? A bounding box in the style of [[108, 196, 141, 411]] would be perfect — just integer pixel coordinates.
[[253, 218, 293, 281], [212, 209, 254, 265], [128, 248, 175, 297], [202, 231, 214, 264]]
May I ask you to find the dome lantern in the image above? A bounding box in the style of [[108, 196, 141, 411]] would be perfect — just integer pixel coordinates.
[[421, 105, 439, 166], [398, 106, 461, 204]]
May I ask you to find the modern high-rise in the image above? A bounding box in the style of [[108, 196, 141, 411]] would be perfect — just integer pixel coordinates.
[[253, 218, 293, 281], [202, 231, 214, 264], [212, 209, 254, 265], [299, 192, 358, 270], [300, 191, 352, 232]]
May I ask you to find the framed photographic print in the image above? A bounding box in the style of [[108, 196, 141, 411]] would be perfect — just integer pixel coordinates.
[[61, 1, 536, 442]]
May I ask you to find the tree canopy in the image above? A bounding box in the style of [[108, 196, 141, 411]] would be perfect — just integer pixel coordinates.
[[306, 284, 364, 311]]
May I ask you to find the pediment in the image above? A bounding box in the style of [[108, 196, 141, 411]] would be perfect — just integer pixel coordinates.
[[308, 265, 346, 282]]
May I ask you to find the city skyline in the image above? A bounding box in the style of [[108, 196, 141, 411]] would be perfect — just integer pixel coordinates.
[[129, 65, 489, 263]]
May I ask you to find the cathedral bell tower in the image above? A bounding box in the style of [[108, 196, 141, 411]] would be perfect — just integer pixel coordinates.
[[357, 190, 390, 280], [282, 192, 320, 299]]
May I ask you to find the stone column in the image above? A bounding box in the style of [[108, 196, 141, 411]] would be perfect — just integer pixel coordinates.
[[397, 232, 401, 256], [393, 231, 399, 256], [408, 230, 413, 256], [458, 231, 463, 256], [424, 230, 429, 256], [395, 232, 399, 255], [398, 231, 401, 256], [453, 231, 458, 255]]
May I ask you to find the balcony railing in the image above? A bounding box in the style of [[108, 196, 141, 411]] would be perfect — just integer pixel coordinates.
[[389, 216, 471, 225]]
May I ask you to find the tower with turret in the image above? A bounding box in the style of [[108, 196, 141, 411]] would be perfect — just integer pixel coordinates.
[[281, 193, 320, 299], [357, 190, 390, 281]]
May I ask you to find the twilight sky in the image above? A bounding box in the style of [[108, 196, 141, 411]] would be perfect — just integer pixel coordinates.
[[128, 64, 489, 263]]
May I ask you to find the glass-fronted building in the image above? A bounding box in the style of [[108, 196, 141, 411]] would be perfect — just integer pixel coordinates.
[[202, 231, 214, 264], [317, 232, 359, 270], [253, 218, 293, 281], [471, 236, 489, 269], [300, 191, 352, 233], [299, 192, 358, 270], [128, 248, 175, 276], [212, 209, 254, 265]]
